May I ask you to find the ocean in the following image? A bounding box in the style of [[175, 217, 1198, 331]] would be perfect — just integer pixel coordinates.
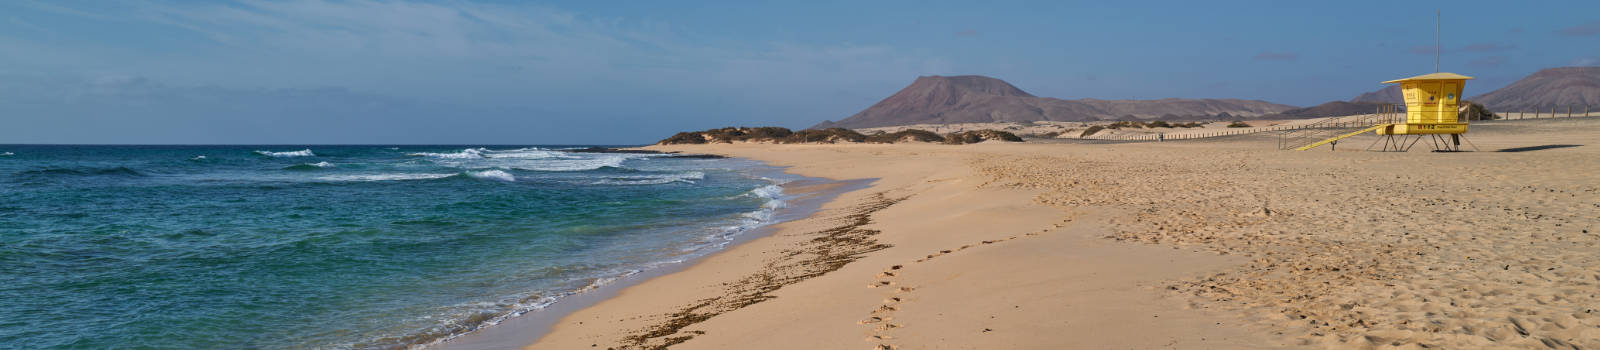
[[0, 145, 790, 349]]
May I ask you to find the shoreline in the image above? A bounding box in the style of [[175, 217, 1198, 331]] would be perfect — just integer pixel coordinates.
[[433, 162, 869, 350], [455, 118, 1599, 349], [516, 143, 1285, 349]]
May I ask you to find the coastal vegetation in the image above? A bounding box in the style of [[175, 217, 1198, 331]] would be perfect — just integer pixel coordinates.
[[658, 127, 1023, 145], [943, 130, 1023, 144], [865, 129, 946, 143], [1079, 125, 1106, 137]]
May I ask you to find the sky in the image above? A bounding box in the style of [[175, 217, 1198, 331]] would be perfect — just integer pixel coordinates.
[[2, 0, 1597, 144]]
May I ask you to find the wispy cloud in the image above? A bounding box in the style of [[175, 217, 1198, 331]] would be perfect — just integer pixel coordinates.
[[1409, 43, 1516, 55], [1558, 21, 1600, 36], [1573, 57, 1600, 67], [1458, 43, 1516, 53], [1253, 51, 1298, 61], [1467, 55, 1508, 68]]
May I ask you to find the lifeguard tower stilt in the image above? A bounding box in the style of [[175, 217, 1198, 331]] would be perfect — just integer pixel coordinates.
[[1294, 72, 1475, 152]]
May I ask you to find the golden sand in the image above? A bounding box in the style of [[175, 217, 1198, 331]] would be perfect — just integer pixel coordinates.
[[517, 118, 1597, 349]]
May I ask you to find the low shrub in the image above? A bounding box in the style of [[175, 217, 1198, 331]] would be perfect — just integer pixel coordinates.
[[657, 126, 796, 144], [1226, 121, 1252, 128], [865, 129, 945, 143], [1080, 125, 1106, 137], [783, 128, 867, 144], [945, 130, 1023, 144], [1019, 131, 1062, 139]]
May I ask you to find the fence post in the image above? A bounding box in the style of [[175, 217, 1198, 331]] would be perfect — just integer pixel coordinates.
[[1569, 105, 1573, 118]]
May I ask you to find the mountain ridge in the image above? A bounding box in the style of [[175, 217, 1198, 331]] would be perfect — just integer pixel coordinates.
[[813, 75, 1296, 129], [1471, 67, 1600, 111]]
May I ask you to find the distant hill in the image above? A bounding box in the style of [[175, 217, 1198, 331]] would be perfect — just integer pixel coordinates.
[[812, 75, 1296, 129], [1350, 85, 1403, 104], [1471, 67, 1600, 111], [1263, 101, 1388, 119]]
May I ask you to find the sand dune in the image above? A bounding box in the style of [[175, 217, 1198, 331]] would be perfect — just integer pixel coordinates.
[[482, 118, 1598, 350]]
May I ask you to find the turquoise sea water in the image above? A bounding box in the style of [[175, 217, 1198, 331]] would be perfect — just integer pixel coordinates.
[[0, 145, 785, 349]]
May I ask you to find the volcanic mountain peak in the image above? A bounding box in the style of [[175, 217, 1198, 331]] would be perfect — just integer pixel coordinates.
[[910, 75, 1036, 98], [1351, 85, 1403, 104], [814, 75, 1295, 129]]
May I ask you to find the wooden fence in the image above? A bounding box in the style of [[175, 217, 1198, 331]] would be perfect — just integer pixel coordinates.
[[1083, 105, 1595, 142]]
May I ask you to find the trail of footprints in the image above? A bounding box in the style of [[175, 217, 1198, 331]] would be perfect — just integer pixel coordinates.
[[860, 218, 1071, 350]]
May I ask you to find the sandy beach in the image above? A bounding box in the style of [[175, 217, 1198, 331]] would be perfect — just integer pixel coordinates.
[[505, 117, 1598, 349]]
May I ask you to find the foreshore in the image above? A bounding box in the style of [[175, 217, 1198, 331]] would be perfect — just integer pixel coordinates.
[[488, 118, 1596, 349]]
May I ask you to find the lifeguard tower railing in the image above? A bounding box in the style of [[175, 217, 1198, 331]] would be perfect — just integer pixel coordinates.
[[1276, 104, 1405, 150]]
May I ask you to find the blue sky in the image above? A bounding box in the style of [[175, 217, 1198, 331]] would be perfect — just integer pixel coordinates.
[[2, 0, 1597, 144]]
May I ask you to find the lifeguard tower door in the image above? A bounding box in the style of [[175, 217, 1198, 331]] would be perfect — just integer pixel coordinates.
[[1440, 83, 1458, 123]]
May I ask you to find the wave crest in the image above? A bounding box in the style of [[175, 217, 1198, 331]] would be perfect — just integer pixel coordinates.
[[407, 147, 570, 160], [408, 148, 487, 159], [255, 149, 315, 157], [467, 170, 515, 182], [591, 171, 705, 185]]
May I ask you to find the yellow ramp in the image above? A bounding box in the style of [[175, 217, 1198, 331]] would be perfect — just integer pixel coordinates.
[[1294, 124, 1389, 151]]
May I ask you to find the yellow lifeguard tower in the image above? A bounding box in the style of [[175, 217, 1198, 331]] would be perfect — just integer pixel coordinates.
[[1291, 73, 1476, 151], [1373, 72, 1474, 151]]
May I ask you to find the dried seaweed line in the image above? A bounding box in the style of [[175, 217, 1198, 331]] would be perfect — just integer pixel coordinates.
[[615, 192, 908, 349]]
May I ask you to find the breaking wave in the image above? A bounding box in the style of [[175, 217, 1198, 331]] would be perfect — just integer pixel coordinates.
[[591, 171, 705, 185], [407, 147, 569, 160], [407, 148, 488, 159], [511, 156, 628, 172], [255, 149, 315, 157], [466, 170, 515, 182]]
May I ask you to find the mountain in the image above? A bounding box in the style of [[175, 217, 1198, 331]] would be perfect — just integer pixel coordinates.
[[812, 75, 1296, 129], [1350, 85, 1403, 104], [1265, 101, 1388, 119], [1471, 67, 1600, 111]]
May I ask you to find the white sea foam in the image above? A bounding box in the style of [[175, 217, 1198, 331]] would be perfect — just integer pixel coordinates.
[[407, 147, 571, 160], [483, 148, 571, 159], [190, 155, 206, 160], [255, 149, 315, 157], [467, 170, 515, 182], [317, 173, 455, 182], [590, 171, 705, 185], [407, 147, 487, 159], [749, 184, 784, 199], [1, 152, 13, 156], [308, 161, 334, 168], [510, 156, 627, 172]]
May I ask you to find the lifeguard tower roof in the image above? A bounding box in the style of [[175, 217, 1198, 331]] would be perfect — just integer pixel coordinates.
[[1382, 72, 1474, 84]]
